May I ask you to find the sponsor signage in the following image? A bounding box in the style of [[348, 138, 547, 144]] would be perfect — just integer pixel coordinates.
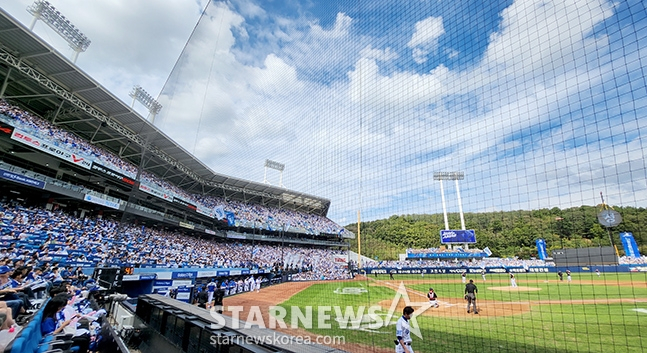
[[407, 251, 487, 259], [216, 270, 230, 277], [11, 129, 92, 169], [0, 169, 46, 189], [172, 280, 193, 287], [196, 205, 214, 217], [171, 271, 197, 279], [440, 229, 476, 244], [366, 267, 551, 274], [197, 271, 217, 278], [122, 275, 140, 282], [173, 197, 197, 211], [83, 194, 120, 210], [0, 121, 14, 137], [154, 280, 173, 287], [179, 222, 195, 230], [90, 162, 136, 186], [205, 229, 216, 235], [139, 183, 172, 200]]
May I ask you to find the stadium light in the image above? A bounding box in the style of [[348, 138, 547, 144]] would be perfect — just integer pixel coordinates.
[[27, 0, 91, 63], [129, 85, 163, 123], [434, 171, 467, 248], [263, 159, 285, 187]]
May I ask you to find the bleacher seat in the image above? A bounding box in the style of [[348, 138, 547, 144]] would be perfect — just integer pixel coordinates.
[[5, 298, 48, 353]]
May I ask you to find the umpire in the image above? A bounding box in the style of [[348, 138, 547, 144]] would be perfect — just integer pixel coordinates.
[[465, 279, 478, 314]]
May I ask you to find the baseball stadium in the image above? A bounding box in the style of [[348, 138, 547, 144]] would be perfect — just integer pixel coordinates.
[[0, 1, 646, 353]]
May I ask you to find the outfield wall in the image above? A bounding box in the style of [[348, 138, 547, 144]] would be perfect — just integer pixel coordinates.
[[364, 265, 647, 275]]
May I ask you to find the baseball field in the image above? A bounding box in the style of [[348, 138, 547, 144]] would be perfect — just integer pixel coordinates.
[[226, 272, 647, 353]]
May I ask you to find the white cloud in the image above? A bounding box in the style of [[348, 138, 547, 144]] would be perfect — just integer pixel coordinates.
[[359, 45, 398, 62], [407, 16, 445, 63], [4, 0, 643, 225], [311, 12, 352, 38]]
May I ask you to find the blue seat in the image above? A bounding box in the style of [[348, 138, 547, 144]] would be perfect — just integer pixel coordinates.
[[8, 298, 49, 353]]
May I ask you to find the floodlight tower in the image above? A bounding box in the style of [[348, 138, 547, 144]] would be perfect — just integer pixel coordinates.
[[263, 159, 285, 187], [129, 86, 163, 123], [433, 171, 466, 231], [27, 0, 91, 63]]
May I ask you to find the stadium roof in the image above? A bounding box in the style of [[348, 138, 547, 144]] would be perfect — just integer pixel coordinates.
[[0, 8, 330, 215]]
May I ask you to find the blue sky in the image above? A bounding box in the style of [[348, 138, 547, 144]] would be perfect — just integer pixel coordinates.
[[3, 0, 647, 225]]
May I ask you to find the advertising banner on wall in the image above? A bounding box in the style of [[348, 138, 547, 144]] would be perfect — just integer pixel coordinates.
[[90, 162, 136, 186], [0, 121, 14, 137], [11, 129, 92, 169], [83, 194, 120, 210], [139, 182, 172, 201], [0, 168, 46, 189]]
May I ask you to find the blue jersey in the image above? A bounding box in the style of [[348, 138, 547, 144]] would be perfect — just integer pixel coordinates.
[[207, 282, 217, 292]]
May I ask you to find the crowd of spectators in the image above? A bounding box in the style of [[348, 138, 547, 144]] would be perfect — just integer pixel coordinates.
[[0, 200, 350, 275], [0, 99, 351, 238], [619, 255, 647, 265]]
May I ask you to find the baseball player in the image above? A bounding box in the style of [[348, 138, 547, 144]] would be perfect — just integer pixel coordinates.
[[255, 276, 262, 292], [509, 272, 517, 287], [595, 269, 601, 277], [395, 306, 415, 352], [566, 269, 572, 282], [481, 269, 486, 282], [206, 278, 217, 307], [427, 288, 439, 308], [461, 270, 467, 284], [220, 279, 229, 296]]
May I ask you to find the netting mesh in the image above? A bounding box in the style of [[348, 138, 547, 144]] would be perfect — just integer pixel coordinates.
[[154, 0, 647, 352]]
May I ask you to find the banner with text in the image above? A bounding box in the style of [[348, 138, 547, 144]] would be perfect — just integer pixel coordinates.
[[83, 194, 121, 210], [11, 129, 92, 169], [620, 232, 641, 258], [1, 168, 46, 189], [90, 162, 136, 186], [440, 229, 476, 244]]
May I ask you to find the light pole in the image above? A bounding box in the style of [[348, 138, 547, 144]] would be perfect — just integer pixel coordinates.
[[27, 0, 91, 63], [433, 171, 466, 249]]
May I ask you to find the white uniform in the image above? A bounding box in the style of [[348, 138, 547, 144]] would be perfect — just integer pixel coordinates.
[[510, 273, 517, 287], [255, 277, 262, 292], [395, 315, 414, 353]]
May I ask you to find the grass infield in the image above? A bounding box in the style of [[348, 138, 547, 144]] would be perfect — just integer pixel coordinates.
[[278, 272, 647, 353]]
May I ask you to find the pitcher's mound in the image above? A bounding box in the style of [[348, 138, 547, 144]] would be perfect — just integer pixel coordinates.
[[488, 286, 542, 292]]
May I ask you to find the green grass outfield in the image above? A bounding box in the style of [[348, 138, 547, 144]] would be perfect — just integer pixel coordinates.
[[279, 273, 647, 353]]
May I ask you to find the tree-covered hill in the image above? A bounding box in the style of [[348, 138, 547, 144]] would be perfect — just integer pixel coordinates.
[[344, 205, 647, 261]]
